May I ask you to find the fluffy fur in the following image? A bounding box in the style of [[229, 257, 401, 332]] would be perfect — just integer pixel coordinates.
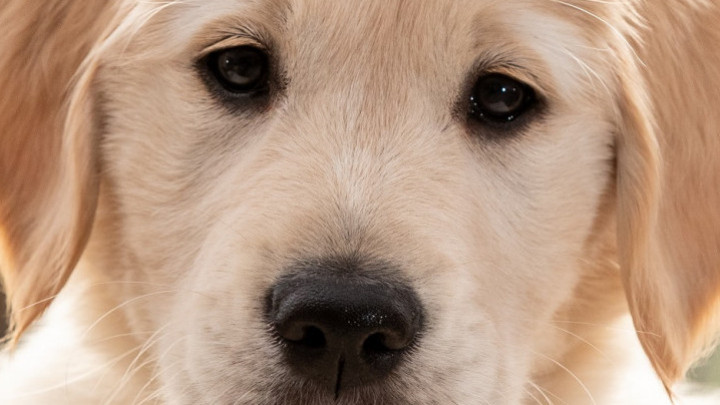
[[1, 0, 719, 404]]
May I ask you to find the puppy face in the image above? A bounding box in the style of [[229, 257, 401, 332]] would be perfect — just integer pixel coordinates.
[[75, 1, 632, 403]]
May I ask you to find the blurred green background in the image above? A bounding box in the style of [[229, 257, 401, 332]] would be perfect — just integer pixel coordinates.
[[0, 289, 5, 338], [688, 345, 720, 387]]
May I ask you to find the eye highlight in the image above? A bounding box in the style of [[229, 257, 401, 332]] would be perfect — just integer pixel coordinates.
[[205, 45, 270, 95], [469, 74, 537, 124]]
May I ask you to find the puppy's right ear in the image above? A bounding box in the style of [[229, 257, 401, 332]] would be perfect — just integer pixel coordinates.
[[0, 1, 117, 343], [616, 7, 720, 391]]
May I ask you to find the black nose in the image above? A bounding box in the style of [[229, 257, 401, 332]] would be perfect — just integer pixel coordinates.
[[267, 264, 423, 396]]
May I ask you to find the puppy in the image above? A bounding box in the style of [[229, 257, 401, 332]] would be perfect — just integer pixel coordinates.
[[1, 0, 719, 404]]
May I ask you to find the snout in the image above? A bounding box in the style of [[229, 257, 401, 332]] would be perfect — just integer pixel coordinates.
[[266, 259, 424, 396]]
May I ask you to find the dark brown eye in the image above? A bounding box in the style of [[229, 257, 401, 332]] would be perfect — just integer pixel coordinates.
[[206, 46, 269, 94], [469, 74, 536, 124]]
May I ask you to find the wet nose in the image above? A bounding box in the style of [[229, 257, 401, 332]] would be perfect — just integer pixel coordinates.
[[267, 265, 423, 395]]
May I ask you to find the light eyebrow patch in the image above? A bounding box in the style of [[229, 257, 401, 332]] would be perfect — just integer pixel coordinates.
[[197, 35, 267, 60]]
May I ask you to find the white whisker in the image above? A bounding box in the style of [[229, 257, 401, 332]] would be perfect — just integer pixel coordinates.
[[548, 0, 645, 66], [532, 350, 597, 405]]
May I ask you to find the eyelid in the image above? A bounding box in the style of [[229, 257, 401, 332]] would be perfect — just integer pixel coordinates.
[[198, 36, 266, 59], [467, 50, 554, 103], [481, 67, 542, 96]]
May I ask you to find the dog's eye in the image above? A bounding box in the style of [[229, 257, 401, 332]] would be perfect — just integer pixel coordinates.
[[469, 74, 536, 124], [206, 46, 269, 94]]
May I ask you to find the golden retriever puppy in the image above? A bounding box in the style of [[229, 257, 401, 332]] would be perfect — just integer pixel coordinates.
[[1, 0, 719, 404]]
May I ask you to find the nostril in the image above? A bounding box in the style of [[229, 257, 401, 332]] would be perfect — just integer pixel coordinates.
[[362, 331, 406, 354], [296, 325, 326, 348], [278, 323, 327, 349]]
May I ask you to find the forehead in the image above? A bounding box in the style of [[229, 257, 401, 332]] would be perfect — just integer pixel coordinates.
[[120, 0, 628, 115], [153, 0, 604, 75], [166, 0, 605, 36]]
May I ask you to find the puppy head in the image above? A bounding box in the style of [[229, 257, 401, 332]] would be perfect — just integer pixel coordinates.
[[1, 0, 718, 402]]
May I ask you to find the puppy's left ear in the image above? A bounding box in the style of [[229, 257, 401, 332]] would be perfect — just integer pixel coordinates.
[[616, 52, 720, 390], [0, 1, 116, 343]]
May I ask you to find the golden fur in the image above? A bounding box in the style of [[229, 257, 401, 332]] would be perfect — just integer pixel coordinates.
[[1, 0, 719, 404]]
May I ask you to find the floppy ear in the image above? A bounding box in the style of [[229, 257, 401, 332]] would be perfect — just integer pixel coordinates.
[[616, 42, 720, 391], [0, 1, 115, 343]]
